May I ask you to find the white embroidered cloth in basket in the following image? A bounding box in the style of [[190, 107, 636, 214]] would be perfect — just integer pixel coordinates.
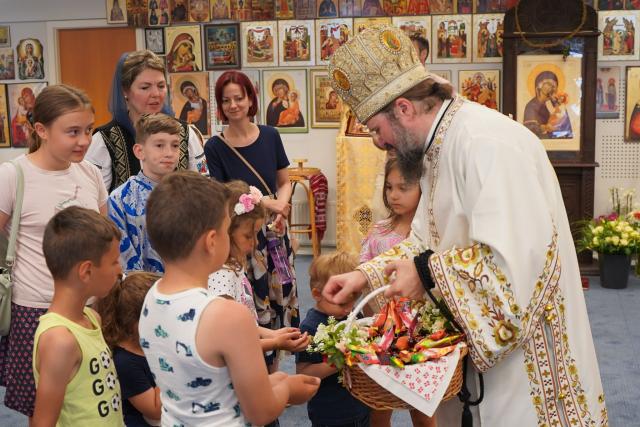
[[358, 342, 466, 416]]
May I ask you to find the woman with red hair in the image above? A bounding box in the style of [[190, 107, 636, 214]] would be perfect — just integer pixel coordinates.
[[204, 71, 299, 376]]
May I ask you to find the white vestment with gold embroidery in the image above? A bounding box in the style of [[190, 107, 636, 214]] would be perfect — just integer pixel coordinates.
[[358, 96, 608, 427]]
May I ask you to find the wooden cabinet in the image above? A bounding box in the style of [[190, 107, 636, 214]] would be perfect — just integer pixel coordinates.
[[502, 0, 599, 274]]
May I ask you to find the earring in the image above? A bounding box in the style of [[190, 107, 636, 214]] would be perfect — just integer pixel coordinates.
[[124, 96, 128, 101]]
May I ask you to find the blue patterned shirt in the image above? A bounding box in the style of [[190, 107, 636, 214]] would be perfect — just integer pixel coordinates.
[[108, 172, 164, 273]]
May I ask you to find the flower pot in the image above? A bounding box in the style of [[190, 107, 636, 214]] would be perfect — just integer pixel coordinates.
[[598, 253, 631, 289]]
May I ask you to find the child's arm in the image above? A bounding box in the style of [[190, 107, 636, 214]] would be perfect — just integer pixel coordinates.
[[197, 299, 319, 425], [259, 326, 310, 352], [296, 361, 337, 380], [127, 387, 162, 421], [113, 341, 162, 422], [32, 328, 82, 427], [295, 331, 337, 380]]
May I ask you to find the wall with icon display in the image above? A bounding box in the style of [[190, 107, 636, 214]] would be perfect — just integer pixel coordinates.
[[3, 0, 640, 233]]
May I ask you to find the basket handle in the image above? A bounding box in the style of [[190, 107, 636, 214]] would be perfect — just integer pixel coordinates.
[[343, 285, 390, 333]]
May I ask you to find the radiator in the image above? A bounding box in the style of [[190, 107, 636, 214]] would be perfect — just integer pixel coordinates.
[[290, 199, 337, 248]]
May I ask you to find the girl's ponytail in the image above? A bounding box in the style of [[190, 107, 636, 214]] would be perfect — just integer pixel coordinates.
[[28, 127, 41, 154]]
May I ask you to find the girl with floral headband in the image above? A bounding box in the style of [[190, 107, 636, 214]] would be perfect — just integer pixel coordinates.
[[208, 180, 310, 354]]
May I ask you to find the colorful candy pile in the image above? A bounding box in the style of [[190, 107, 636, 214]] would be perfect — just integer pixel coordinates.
[[310, 298, 464, 371], [344, 298, 463, 368]]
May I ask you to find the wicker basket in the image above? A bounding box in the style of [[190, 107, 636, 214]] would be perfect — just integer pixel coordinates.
[[341, 285, 467, 411]]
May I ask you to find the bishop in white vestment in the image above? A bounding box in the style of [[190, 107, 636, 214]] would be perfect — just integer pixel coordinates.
[[325, 26, 608, 427]]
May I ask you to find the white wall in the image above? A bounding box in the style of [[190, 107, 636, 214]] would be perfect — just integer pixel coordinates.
[[594, 61, 640, 217]]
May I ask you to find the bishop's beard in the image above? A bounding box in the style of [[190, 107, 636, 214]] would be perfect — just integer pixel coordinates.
[[389, 118, 425, 184]]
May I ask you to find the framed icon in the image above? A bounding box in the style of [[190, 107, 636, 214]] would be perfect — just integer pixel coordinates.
[[310, 69, 342, 128], [203, 24, 241, 70], [262, 68, 308, 133], [145, 28, 165, 54]]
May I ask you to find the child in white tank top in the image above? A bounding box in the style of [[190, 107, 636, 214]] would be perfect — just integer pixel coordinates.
[[138, 171, 319, 426]]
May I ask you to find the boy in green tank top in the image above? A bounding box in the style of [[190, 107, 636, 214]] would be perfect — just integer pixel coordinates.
[[32, 206, 124, 426]]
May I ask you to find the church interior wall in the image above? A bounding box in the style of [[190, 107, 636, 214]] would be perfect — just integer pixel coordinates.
[[1, 0, 638, 246]]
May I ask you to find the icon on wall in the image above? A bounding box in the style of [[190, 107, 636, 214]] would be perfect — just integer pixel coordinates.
[[458, 69, 500, 111], [17, 39, 45, 80], [145, 28, 165, 54], [165, 26, 203, 72], [204, 24, 241, 70], [0, 48, 16, 80], [597, 66, 620, 120], [241, 21, 278, 68], [7, 82, 48, 148], [0, 85, 10, 148], [516, 55, 582, 151], [262, 68, 308, 133], [170, 72, 211, 137], [278, 20, 315, 67]]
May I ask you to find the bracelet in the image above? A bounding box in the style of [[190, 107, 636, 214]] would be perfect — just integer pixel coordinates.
[[413, 250, 435, 291]]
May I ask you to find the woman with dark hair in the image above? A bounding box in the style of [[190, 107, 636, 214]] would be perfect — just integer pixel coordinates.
[[86, 50, 207, 192], [204, 70, 299, 372]]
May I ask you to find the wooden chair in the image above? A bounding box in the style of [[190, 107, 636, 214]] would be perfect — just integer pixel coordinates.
[[287, 159, 321, 258]]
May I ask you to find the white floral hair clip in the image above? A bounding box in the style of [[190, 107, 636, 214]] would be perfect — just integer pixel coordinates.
[[234, 186, 264, 215]]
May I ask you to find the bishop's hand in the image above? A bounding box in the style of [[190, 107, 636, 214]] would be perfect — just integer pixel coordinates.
[[322, 270, 367, 305], [383, 259, 426, 300]]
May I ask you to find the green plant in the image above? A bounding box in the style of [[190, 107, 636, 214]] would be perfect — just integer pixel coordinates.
[[578, 215, 640, 255]]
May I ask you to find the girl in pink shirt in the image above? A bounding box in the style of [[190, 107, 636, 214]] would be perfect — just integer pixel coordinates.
[[359, 157, 421, 264], [0, 85, 107, 418], [359, 157, 434, 427]]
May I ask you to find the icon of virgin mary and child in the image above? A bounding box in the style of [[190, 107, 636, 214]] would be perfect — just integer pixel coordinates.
[[266, 79, 305, 128], [523, 71, 573, 139], [167, 33, 200, 73]]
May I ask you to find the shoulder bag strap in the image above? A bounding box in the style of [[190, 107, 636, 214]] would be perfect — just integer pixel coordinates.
[[217, 134, 274, 198], [5, 161, 25, 270]]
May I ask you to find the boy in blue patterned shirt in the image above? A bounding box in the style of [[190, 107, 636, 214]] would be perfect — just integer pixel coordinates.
[[138, 171, 320, 426], [108, 113, 181, 273]]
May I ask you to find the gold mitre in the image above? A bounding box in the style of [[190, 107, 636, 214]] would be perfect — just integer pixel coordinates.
[[328, 25, 429, 123]]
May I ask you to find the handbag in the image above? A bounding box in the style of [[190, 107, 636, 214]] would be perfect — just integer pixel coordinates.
[[0, 161, 25, 336]]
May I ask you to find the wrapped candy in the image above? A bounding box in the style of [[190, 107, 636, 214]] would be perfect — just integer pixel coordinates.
[[390, 356, 405, 368], [416, 334, 462, 350], [377, 325, 396, 351], [309, 298, 464, 370], [356, 352, 381, 365]]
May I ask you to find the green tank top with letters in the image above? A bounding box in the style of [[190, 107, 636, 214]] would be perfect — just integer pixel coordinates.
[[33, 308, 124, 426]]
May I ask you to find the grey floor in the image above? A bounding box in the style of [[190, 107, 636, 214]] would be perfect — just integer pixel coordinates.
[[1, 255, 637, 426]]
